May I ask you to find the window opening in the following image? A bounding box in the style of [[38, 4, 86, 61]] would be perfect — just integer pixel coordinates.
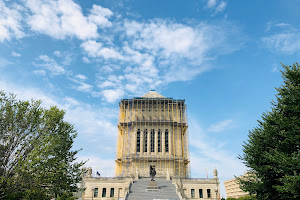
[[191, 189, 195, 198], [102, 188, 106, 197], [94, 188, 98, 197], [158, 129, 161, 152], [199, 189, 203, 198], [110, 188, 114, 197], [151, 129, 155, 152], [165, 129, 169, 152], [207, 189, 211, 198], [144, 129, 147, 152], [136, 129, 140, 152]]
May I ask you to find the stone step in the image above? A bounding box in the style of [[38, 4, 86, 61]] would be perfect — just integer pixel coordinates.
[[127, 178, 180, 200]]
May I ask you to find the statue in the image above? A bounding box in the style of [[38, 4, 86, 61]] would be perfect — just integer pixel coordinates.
[[82, 167, 92, 178], [213, 169, 218, 179], [147, 165, 159, 190], [150, 166, 156, 181]]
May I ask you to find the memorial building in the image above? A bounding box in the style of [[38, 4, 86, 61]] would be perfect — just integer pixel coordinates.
[[81, 90, 220, 200]]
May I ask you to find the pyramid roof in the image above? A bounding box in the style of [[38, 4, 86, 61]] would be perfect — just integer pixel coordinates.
[[142, 90, 166, 98]]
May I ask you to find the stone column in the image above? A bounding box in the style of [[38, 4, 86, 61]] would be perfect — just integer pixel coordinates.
[[132, 128, 137, 154], [140, 129, 144, 155], [155, 129, 158, 155], [147, 129, 150, 155], [169, 129, 172, 155], [162, 129, 165, 155], [178, 128, 182, 157]]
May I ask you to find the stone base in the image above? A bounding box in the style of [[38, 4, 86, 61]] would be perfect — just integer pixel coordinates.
[[146, 180, 159, 190]]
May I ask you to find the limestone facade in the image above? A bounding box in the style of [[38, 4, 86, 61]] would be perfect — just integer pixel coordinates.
[[224, 173, 249, 198], [81, 91, 220, 200], [115, 91, 189, 178], [179, 178, 220, 199], [81, 174, 133, 200]]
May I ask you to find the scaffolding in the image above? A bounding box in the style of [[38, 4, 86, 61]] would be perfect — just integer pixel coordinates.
[[115, 96, 190, 178]]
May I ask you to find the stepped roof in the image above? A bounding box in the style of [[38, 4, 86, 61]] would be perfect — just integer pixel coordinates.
[[142, 90, 166, 98]]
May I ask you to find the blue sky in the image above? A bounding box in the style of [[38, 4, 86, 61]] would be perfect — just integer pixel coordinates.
[[1, 0, 300, 197]]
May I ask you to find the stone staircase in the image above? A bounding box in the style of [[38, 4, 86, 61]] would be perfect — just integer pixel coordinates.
[[127, 178, 180, 200]]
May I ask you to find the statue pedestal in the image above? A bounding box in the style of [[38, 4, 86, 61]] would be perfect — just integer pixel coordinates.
[[146, 180, 159, 191]]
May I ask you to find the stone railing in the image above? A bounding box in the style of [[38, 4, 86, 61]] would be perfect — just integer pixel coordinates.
[[124, 181, 133, 200], [172, 181, 184, 200]]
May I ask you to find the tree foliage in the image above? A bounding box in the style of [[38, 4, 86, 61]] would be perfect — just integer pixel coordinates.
[[238, 63, 300, 199], [0, 91, 84, 199], [226, 195, 257, 200]]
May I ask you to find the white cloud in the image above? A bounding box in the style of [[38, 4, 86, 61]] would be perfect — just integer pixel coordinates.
[[53, 50, 61, 57], [81, 40, 102, 57], [0, 80, 60, 108], [82, 56, 91, 64], [11, 51, 21, 57], [0, 57, 13, 67], [101, 89, 125, 103], [35, 54, 66, 75], [75, 74, 87, 80], [70, 76, 93, 92], [262, 23, 300, 55], [77, 156, 115, 177], [0, 1, 25, 41], [62, 96, 117, 136], [81, 40, 124, 60], [24, 0, 113, 40], [98, 80, 116, 88], [61, 54, 73, 66], [265, 22, 295, 32], [123, 20, 240, 82], [100, 65, 114, 73], [215, 1, 227, 13], [207, 119, 234, 132], [81, 19, 243, 103], [205, 0, 227, 14], [122, 20, 241, 83], [77, 82, 93, 92], [262, 32, 300, 55], [206, 0, 217, 8], [124, 21, 202, 58], [88, 5, 113, 28], [33, 69, 46, 76], [188, 117, 246, 197], [0, 0, 240, 104]]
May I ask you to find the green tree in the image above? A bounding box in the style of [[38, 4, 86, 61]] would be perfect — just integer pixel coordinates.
[[238, 195, 257, 200], [0, 91, 85, 199], [238, 63, 300, 199]]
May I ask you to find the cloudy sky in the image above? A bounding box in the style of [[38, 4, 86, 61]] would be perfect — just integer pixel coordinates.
[[1, 0, 299, 197]]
